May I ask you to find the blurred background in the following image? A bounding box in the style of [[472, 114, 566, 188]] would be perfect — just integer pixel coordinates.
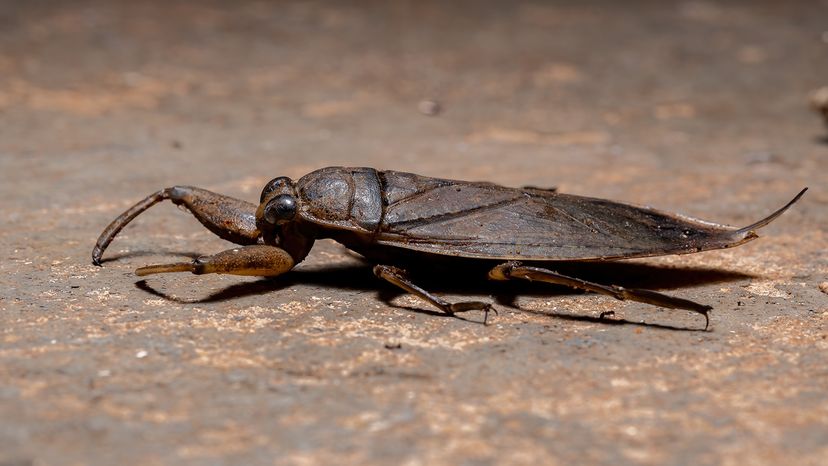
[[3, 0, 825, 201], [1, 1, 826, 464]]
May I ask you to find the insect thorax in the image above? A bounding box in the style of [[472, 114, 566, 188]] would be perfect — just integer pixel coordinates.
[[296, 167, 383, 232]]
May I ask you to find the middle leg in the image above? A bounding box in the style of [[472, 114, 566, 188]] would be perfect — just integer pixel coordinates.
[[373, 265, 495, 324]]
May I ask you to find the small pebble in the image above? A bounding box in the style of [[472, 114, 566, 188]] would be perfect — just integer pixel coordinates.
[[225, 371, 248, 384], [819, 282, 828, 294], [811, 87, 828, 126], [418, 100, 441, 116], [812, 87, 828, 107], [135, 350, 148, 358]]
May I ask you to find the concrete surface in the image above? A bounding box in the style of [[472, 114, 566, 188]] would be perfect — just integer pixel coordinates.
[[1, 1, 827, 464]]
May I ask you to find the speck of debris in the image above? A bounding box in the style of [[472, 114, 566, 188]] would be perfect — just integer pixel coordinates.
[[418, 100, 441, 116], [818, 282, 828, 294], [384, 342, 402, 350], [135, 350, 148, 359], [812, 87, 828, 109], [812, 87, 828, 126]]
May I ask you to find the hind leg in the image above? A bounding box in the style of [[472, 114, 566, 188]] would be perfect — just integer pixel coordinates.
[[373, 265, 496, 324], [489, 261, 711, 330]]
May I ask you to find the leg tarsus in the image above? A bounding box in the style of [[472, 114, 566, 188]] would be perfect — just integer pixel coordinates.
[[490, 261, 712, 330], [444, 300, 498, 325], [135, 261, 196, 276], [373, 265, 496, 325], [93, 189, 170, 265]]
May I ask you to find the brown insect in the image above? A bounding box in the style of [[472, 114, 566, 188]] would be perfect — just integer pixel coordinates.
[[92, 167, 807, 329]]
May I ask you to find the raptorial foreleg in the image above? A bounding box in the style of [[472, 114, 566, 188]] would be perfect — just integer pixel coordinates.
[[93, 186, 260, 265]]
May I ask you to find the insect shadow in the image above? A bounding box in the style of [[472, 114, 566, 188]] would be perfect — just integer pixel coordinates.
[[134, 257, 753, 330], [100, 250, 203, 263]]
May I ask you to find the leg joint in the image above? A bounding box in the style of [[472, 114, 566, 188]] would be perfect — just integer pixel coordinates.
[[165, 186, 194, 203], [488, 261, 522, 281]]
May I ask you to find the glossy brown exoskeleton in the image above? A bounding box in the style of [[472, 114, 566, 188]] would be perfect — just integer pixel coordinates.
[[92, 167, 807, 329]]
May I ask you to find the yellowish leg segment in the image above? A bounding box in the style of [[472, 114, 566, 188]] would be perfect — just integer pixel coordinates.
[[136, 245, 295, 277]]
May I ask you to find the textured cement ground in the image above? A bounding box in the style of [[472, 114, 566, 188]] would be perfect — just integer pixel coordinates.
[[1, 1, 827, 465]]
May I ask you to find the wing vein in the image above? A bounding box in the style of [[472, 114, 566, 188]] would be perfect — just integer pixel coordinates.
[[385, 180, 452, 209], [550, 204, 603, 235], [386, 195, 525, 231]]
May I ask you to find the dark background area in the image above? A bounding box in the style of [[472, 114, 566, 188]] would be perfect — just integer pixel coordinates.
[[1, 1, 827, 464]]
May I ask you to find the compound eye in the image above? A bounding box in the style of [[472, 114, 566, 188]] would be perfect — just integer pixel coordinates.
[[263, 194, 297, 225], [260, 176, 292, 203]]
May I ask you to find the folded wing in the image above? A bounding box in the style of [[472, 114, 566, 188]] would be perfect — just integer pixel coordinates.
[[375, 170, 805, 261]]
